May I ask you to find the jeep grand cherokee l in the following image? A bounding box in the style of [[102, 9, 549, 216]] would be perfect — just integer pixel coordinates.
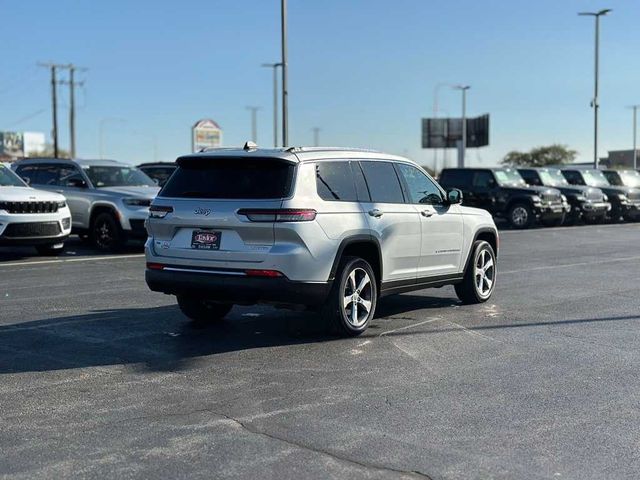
[[145, 145, 499, 336], [0, 163, 71, 255], [438, 167, 569, 228]]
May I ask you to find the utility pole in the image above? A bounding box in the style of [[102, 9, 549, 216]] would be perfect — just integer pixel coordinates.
[[261, 63, 282, 147], [281, 0, 289, 147], [38, 62, 67, 158], [579, 9, 612, 168], [246, 106, 261, 142], [629, 105, 639, 170], [312, 127, 320, 146], [453, 85, 470, 168], [59, 64, 86, 158]]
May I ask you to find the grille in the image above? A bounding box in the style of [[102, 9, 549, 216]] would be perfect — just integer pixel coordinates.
[[0, 201, 59, 214], [542, 192, 561, 203], [586, 190, 603, 201], [2, 222, 62, 238], [627, 191, 640, 201]]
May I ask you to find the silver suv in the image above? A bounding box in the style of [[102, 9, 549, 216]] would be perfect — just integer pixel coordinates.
[[12, 158, 160, 251], [145, 145, 499, 336]]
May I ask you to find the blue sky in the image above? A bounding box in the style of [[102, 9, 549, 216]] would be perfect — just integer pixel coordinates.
[[1, 0, 639, 168]]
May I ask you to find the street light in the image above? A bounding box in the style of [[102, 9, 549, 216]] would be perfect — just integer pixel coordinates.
[[312, 127, 321, 147], [452, 85, 470, 168], [246, 106, 261, 143], [579, 8, 612, 169], [281, 0, 289, 147], [628, 105, 640, 170], [261, 63, 282, 147]]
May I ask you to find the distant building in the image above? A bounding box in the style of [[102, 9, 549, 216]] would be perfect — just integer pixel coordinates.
[[0, 131, 46, 161], [599, 149, 640, 169]]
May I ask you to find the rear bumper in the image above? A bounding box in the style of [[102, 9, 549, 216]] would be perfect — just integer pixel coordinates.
[[145, 266, 331, 307]]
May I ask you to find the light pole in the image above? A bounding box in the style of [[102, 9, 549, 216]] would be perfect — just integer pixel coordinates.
[[246, 106, 261, 143], [98, 117, 125, 159], [281, 0, 288, 147], [452, 85, 470, 168], [432, 82, 453, 170], [312, 127, 320, 146], [629, 105, 639, 170], [261, 63, 282, 147], [579, 9, 612, 169]]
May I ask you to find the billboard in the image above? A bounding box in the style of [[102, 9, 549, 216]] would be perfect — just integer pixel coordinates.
[[0, 132, 24, 158], [422, 114, 489, 149], [23, 132, 46, 156], [192, 119, 222, 152]]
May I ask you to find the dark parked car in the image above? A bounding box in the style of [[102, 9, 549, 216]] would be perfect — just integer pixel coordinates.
[[561, 168, 640, 221], [137, 162, 177, 187], [439, 167, 569, 228], [518, 167, 610, 223]]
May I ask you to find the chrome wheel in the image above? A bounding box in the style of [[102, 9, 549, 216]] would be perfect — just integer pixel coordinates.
[[511, 206, 529, 227], [474, 248, 495, 299], [342, 267, 373, 327]]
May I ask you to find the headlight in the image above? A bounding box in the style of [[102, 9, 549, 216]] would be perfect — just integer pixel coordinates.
[[561, 194, 568, 202], [57, 200, 66, 208], [602, 194, 608, 202], [576, 195, 586, 201], [618, 194, 629, 202], [531, 195, 542, 203], [123, 198, 152, 207]]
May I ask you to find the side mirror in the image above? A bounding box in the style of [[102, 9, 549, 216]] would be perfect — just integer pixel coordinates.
[[447, 188, 463, 205], [23, 176, 31, 185]]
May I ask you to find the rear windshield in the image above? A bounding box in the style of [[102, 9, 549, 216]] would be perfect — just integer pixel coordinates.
[[160, 158, 295, 199]]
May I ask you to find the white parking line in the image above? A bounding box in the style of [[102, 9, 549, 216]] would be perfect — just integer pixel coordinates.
[[0, 254, 144, 268]]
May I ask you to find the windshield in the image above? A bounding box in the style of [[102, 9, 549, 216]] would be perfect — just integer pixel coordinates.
[[0, 164, 27, 187], [539, 169, 569, 187], [582, 170, 610, 187], [618, 170, 640, 188], [83, 166, 156, 188], [494, 169, 526, 187]]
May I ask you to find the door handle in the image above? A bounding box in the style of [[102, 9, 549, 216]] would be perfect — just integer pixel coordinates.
[[368, 209, 384, 218], [421, 210, 434, 217]]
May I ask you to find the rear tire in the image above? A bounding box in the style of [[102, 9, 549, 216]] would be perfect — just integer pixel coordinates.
[[177, 295, 233, 324], [455, 240, 497, 304], [35, 243, 65, 256], [91, 212, 124, 252], [321, 256, 377, 337], [508, 203, 533, 229]]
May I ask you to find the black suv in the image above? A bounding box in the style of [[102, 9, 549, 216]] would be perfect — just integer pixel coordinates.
[[137, 162, 177, 187], [561, 168, 640, 221], [439, 167, 569, 228], [518, 167, 610, 223]]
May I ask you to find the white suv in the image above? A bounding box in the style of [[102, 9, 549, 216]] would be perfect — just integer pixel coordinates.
[[0, 163, 71, 255], [145, 145, 498, 336]]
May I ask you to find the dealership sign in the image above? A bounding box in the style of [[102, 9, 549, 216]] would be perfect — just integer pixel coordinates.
[[192, 119, 222, 152]]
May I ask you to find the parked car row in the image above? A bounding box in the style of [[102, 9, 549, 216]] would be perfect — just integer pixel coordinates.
[[1, 158, 160, 254], [438, 166, 640, 228]]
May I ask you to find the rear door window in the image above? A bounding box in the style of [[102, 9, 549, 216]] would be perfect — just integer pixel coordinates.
[[315, 161, 357, 201], [439, 169, 472, 189], [473, 171, 496, 188], [160, 158, 295, 199], [359, 161, 405, 203]]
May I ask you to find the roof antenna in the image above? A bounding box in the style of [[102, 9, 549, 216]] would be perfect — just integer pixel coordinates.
[[243, 141, 258, 151]]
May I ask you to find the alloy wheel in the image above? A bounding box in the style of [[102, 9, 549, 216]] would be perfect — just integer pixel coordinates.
[[474, 248, 495, 298], [511, 206, 529, 227], [342, 267, 373, 327]]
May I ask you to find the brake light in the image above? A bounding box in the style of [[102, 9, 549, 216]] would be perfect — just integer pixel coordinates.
[[245, 269, 284, 277], [237, 209, 317, 222], [149, 205, 173, 218], [147, 262, 165, 270]]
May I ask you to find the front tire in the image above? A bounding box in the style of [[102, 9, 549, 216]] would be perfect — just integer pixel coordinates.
[[177, 295, 233, 324], [321, 257, 377, 337], [91, 212, 124, 252], [508, 203, 534, 229], [455, 240, 497, 304]]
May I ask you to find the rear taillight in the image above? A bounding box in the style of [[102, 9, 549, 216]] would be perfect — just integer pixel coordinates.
[[237, 209, 317, 222], [149, 205, 173, 218], [146, 262, 165, 270]]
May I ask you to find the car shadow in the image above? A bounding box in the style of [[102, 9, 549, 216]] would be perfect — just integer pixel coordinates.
[[0, 236, 144, 262]]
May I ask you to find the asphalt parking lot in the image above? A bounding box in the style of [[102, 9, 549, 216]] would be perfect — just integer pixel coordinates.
[[1, 224, 640, 480]]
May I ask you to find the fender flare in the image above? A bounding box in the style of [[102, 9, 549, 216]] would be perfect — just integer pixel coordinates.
[[328, 234, 383, 282], [461, 227, 499, 277]]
